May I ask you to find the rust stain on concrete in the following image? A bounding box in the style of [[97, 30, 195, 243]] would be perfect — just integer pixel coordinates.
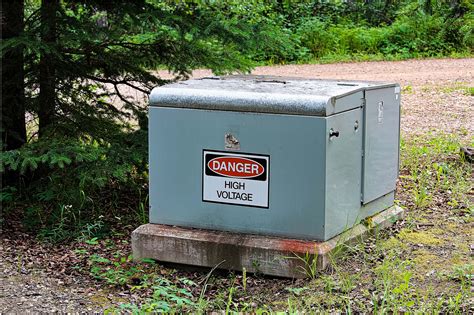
[[277, 239, 321, 254]]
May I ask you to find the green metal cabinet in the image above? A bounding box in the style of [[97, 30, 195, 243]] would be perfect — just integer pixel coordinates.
[[148, 76, 400, 241]]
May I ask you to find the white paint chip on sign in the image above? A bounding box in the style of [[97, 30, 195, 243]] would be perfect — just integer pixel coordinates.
[[203, 150, 269, 208]]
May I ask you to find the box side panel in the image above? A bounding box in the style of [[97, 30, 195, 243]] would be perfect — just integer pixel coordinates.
[[149, 107, 327, 240], [362, 87, 400, 204], [324, 108, 364, 240]]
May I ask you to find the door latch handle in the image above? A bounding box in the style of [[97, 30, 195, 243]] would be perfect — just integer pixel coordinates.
[[329, 128, 340, 139]]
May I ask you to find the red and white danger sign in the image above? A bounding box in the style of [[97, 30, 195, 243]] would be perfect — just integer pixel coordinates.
[[202, 150, 269, 208]]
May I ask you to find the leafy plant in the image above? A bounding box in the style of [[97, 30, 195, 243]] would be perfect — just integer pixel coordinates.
[[117, 277, 196, 313], [373, 256, 416, 313]]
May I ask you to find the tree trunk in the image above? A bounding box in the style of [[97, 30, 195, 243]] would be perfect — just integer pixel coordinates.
[[1, 0, 26, 151], [38, 0, 59, 137], [424, 0, 433, 15]]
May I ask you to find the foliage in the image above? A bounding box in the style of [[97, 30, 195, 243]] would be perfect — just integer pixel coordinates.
[[88, 253, 155, 287], [86, 251, 197, 312], [296, 4, 472, 61], [1, 2, 473, 313], [1, 133, 148, 241], [2, 0, 257, 138], [231, 0, 473, 62], [118, 278, 196, 313]]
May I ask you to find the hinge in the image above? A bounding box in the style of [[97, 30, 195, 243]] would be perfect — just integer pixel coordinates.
[[361, 98, 366, 107]]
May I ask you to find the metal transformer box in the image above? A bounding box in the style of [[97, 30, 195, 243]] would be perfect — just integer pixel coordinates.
[[149, 76, 400, 241]]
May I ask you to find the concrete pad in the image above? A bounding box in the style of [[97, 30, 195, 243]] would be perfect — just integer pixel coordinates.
[[132, 205, 404, 278]]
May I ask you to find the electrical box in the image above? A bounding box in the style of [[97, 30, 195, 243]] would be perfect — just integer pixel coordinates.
[[149, 76, 400, 241]]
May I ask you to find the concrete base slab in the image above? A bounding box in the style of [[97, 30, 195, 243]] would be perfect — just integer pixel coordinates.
[[132, 206, 404, 278]]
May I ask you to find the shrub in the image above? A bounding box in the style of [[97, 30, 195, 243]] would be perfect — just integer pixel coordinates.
[[293, 2, 472, 61], [296, 18, 335, 58], [1, 130, 148, 241], [381, 14, 453, 56]]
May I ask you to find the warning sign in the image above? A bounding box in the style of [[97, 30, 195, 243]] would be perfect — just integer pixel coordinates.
[[202, 150, 269, 208]]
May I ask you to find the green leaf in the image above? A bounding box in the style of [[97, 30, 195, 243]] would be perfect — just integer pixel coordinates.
[[85, 237, 99, 245]]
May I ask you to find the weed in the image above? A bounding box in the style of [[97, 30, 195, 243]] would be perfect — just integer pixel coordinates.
[[135, 192, 149, 225], [286, 287, 309, 295], [0, 186, 16, 203], [466, 86, 474, 96], [197, 260, 226, 311], [448, 264, 473, 291], [88, 253, 156, 287], [402, 85, 413, 93], [90, 253, 198, 313], [400, 133, 472, 213], [373, 256, 415, 313], [118, 277, 196, 313], [446, 292, 464, 314], [439, 84, 474, 96], [74, 248, 89, 256], [85, 237, 99, 245], [321, 274, 336, 293], [286, 247, 319, 279], [225, 279, 236, 314], [77, 220, 105, 242]]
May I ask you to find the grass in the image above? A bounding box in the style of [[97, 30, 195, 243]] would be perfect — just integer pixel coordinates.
[[297, 51, 473, 66], [437, 84, 474, 96]]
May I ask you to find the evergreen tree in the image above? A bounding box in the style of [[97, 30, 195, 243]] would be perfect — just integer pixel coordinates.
[[1, 1, 27, 151], [2, 1, 254, 142], [1, 1, 27, 187]]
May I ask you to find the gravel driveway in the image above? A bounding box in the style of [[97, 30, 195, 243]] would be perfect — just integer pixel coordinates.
[[189, 58, 474, 141]]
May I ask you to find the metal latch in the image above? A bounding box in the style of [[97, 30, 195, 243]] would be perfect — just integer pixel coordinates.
[[329, 128, 340, 140]]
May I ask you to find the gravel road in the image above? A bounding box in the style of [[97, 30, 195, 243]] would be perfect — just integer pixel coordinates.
[[188, 58, 474, 141]]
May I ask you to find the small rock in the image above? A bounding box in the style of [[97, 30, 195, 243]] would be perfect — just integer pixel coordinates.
[[426, 270, 436, 277]]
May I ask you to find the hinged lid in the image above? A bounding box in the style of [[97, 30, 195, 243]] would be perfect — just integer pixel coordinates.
[[149, 75, 398, 117]]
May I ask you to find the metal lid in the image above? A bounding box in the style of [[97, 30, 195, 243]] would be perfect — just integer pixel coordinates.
[[149, 75, 398, 116]]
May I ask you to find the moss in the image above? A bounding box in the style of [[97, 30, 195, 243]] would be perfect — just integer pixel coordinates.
[[89, 290, 127, 307], [398, 229, 444, 246], [445, 222, 458, 230], [415, 217, 431, 224], [429, 228, 445, 236], [412, 249, 440, 268], [411, 249, 449, 284], [449, 253, 467, 265], [456, 243, 469, 254], [380, 237, 408, 252]]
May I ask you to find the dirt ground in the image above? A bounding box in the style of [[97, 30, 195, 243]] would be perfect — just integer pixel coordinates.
[[1, 58, 473, 313]]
